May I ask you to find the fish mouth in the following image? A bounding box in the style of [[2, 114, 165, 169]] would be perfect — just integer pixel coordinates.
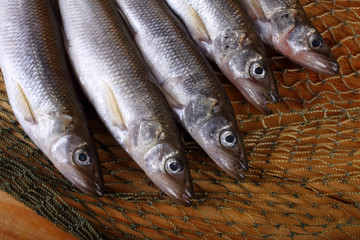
[[142, 143, 194, 206], [212, 148, 248, 180], [160, 181, 194, 206], [50, 135, 105, 197], [75, 177, 105, 197], [298, 51, 339, 75], [149, 174, 194, 206], [61, 169, 105, 197], [195, 116, 248, 180], [236, 79, 279, 114]]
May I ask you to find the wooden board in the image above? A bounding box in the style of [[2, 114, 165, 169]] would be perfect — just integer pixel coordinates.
[[0, 191, 77, 240]]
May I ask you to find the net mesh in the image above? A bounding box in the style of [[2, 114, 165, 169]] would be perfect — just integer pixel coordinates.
[[1, 0, 360, 239]]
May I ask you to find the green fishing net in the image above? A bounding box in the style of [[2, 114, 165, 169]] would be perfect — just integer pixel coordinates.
[[1, 0, 360, 239]]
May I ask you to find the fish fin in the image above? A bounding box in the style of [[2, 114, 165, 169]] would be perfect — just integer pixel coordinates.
[[180, 3, 210, 43], [153, 81, 183, 110], [14, 83, 37, 124], [104, 83, 127, 130], [242, 1, 267, 21]]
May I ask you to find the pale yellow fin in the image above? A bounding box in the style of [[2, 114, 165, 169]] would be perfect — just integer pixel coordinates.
[[14, 83, 37, 124], [181, 3, 211, 43], [104, 84, 127, 130], [241, 0, 267, 21], [153, 79, 183, 110]]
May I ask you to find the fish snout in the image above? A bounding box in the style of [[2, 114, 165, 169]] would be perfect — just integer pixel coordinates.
[[143, 143, 194, 206], [213, 148, 248, 180], [71, 174, 105, 197], [301, 51, 340, 75], [236, 79, 279, 114], [173, 183, 194, 206], [150, 174, 194, 206], [197, 117, 248, 179], [51, 134, 104, 196]]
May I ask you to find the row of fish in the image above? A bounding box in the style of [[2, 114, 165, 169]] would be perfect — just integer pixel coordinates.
[[0, 0, 338, 205]]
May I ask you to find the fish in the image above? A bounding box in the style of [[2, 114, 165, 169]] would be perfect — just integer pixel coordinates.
[[58, 0, 193, 205], [165, 0, 279, 114], [0, 0, 104, 196], [115, 0, 248, 179], [239, 0, 339, 75]]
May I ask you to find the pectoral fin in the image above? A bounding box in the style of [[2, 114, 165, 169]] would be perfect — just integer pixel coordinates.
[[153, 80, 183, 110], [179, 3, 210, 43], [241, 0, 267, 21], [13, 83, 36, 124], [104, 84, 127, 130]]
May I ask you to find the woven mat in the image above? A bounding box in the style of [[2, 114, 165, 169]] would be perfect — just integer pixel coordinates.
[[1, 0, 360, 239]]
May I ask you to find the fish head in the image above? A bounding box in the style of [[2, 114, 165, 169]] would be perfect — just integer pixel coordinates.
[[129, 121, 193, 206], [223, 48, 279, 114], [270, 10, 339, 75], [182, 97, 248, 179], [213, 30, 278, 113], [196, 115, 248, 180], [50, 134, 104, 196], [143, 143, 193, 206]]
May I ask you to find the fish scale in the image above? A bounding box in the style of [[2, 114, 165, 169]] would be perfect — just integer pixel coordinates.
[[239, 0, 339, 75], [0, 0, 104, 196], [120, 2, 221, 98], [116, 0, 248, 179], [59, 0, 193, 205], [2, 11, 71, 111], [165, 0, 279, 113], [252, 0, 299, 19]]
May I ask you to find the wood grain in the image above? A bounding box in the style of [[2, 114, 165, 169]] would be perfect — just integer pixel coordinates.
[[0, 191, 77, 240]]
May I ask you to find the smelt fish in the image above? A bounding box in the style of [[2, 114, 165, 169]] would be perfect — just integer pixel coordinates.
[[116, 0, 248, 179], [239, 0, 339, 75], [58, 0, 193, 205], [165, 0, 279, 113], [0, 0, 104, 196]]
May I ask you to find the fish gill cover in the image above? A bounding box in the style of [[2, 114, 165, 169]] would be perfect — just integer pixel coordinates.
[[0, 0, 359, 239]]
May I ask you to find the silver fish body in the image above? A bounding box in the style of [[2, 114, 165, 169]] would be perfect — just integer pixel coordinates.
[[165, 0, 279, 113], [58, 0, 193, 205], [239, 0, 339, 75], [116, 0, 248, 179], [0, 0, 104, 196]]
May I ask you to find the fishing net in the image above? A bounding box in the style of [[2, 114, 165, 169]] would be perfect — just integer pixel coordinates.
[[1, 0, 360, 239]]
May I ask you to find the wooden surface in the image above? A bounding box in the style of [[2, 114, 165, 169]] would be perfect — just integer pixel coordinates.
[[0, 191, 77, 240]]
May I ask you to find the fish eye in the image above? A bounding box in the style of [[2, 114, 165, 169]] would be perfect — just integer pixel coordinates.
[[74, 149, 92, 166], [220, 130, 237, 148], [165, 158, 184, 175], [309, 35, 323, 49], [250, 62, 266, 79]]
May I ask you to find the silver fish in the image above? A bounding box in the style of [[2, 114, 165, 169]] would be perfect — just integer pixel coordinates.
[[116, 0, 248, 179], [239, 0, 339, 75], [165, 0, 279, 114], [0, 0, 104, 196], [58, 0, 193, 205]]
